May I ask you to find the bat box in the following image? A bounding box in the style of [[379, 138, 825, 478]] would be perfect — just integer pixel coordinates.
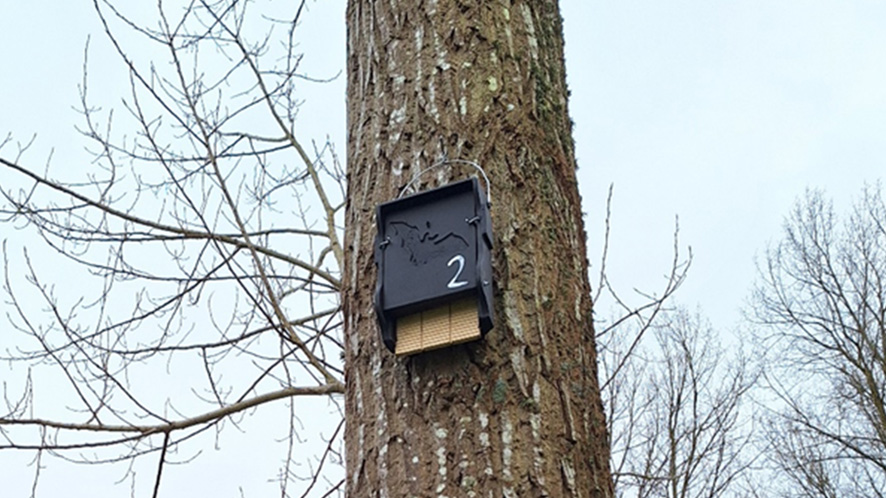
[[374, 178, 494, 355]]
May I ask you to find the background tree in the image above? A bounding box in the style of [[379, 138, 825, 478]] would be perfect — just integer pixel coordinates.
[[1, 1, 346, 495], [589, 196, 761, 498], [753, 185, 886, 497], [601, 306, 757, 498], [342, 0, 613, 496]]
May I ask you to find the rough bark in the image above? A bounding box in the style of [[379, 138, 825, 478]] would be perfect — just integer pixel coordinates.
[[343, 1, 612, 496]]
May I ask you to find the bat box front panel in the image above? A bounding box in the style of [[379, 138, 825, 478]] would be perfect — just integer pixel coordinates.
[[377, 180, 479, 315]]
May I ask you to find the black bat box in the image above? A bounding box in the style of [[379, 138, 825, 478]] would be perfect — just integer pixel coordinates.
[[374, 178, 494, 354]]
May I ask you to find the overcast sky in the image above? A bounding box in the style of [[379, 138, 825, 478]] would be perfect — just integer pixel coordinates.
[[563, 1, 886, 330], [2, 0, 886, 495]]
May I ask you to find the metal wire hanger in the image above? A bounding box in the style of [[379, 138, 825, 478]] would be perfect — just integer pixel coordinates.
[[397, 158, 492, 204]]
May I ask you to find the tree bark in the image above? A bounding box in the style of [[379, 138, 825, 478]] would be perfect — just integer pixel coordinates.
[[343, 1, 612, 496]]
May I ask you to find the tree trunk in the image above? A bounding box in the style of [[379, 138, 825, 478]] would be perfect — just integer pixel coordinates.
[[343, 1, 612, 496]]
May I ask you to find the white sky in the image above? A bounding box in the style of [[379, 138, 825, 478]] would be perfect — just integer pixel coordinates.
[[2, 0, 886, 495], [564, 1, 886, 330]]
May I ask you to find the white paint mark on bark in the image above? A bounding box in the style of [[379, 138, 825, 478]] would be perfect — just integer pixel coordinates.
[[531, 414, 546, 486], [411, 21, 440, 122], [414, 26, 424, 90], [390, 105, 407, 144], [501, 413, 514, 482], [372, 354, 387, 439], [575, 293, 583, 322], [562, 385, 578, 442], [503, 291, 524, 341], [503, 7, 515, 57], [428, 78, 440, 122], [487, 76, 499, 92], [391, 106, 406, 125], [520, 4, 539, 61], [531, 378, 546, 487], [433, 25, 450, 71], [476, 410, 494, 475], [435, 420, 449, 497], [436, 446, 447, 477], [509, 348, 530, 397], [561, 457, 578, 496], [411, 149, 424, 188], [354, 370, 364, 418]]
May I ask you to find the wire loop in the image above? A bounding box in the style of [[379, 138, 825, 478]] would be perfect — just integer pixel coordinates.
[[398, 158, 491, 204]]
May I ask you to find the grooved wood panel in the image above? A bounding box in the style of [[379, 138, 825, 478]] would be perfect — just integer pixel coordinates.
[[394, 299, 480, 355]]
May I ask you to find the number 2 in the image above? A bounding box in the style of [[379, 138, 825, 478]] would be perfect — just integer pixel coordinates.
[[447, 254, 469, 289]]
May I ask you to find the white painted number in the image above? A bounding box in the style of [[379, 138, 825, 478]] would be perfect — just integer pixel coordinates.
[[447, 254, 469, 289]]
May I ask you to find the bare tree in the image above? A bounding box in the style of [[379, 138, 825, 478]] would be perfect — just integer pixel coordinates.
[[753, 185, 886, 498], [601, 303, 757, 498], [590, 200, 757, 497], [0, 1, 345, 495]]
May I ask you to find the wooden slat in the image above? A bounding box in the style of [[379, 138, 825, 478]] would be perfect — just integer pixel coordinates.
[[394, 298, 481, 355]]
